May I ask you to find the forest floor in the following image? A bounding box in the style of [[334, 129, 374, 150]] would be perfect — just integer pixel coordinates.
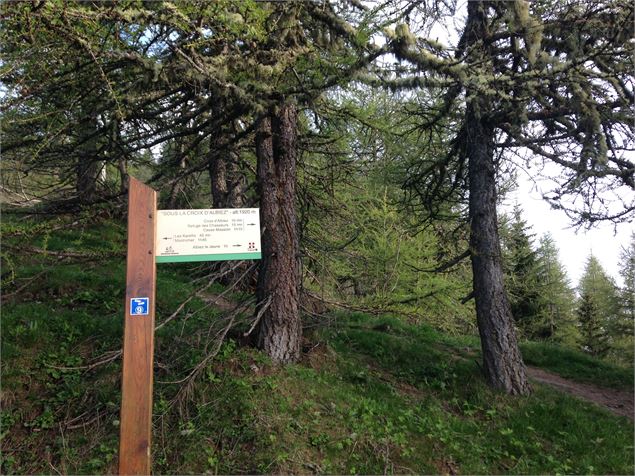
[[2, 214, 634, 475], [526, 366, 634, 420]]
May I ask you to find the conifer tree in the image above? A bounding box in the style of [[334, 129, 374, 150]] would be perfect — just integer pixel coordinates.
[[535, 233, 578, 345], [577, 290, 609, 357], [577, 255, 620, 357], [619, 233, 635, 323], [378, 0, 633, 394], [502, 205, 541, 337], [615, 233, 635, 362]]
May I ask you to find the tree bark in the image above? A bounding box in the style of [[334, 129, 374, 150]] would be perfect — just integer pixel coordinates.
[[208, 127, 246, 208], [226, 156, 246, 208], [76, 159, 100, 204], [118, 158, 129, 194], [254, 103, 301, 364], [76, 110, 100, 204], [167, 144, 187, 209], [208, 123, 249, 285], [465, 0, 531, 395], [209, 146, 228, 208]]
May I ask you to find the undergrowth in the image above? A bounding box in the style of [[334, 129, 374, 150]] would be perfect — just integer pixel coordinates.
[[1, 214, 633, 474]]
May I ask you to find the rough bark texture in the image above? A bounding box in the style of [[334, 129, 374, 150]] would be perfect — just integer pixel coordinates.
[[208, 123, 249, 285], [76, 111, 100, 204], [118, 158, 129, 194], [209, 146, 228, 208], [76, 159, 100, 204], [167, 148, 187, 209], [209, 136, 245, 209], [466, 0, 531, 395], [254, 104, 301, 364], [226, 156, 246, 208]]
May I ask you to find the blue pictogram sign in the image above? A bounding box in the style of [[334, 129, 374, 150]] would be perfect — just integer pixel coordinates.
[[130, 297, 149, 316]]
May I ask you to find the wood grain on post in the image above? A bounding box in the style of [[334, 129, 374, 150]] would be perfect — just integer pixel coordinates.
[[119, 177, 157, 475]]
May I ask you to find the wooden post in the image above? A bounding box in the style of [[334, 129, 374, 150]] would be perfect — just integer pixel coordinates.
[[119, 177, 157, 475]]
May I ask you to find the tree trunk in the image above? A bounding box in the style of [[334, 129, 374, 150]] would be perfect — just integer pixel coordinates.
[[467, 112, 531, 395], [209, 136, 228, 208], [167, 145, 187, 209], [226, 156, 246, 208], [254, 104, 301, 364], [76, 110, 100, 204], [465, 0, 530, 395], [76, 159, 100, 204], [207, 97, 246, 210], [209, 123, 246, 209], [208, 124, 250, 286], [119, 158, 129, 194]]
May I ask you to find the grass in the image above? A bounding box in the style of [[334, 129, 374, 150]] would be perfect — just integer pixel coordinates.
[[319, 315, 633, 474], [520, 341, 634, 390], [1, 214, 633, 474], [1, 213, 215, 474]]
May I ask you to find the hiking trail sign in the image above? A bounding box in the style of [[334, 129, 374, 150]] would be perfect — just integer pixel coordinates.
[[156, 208, 261, 263], [119, 178, 260, 475]]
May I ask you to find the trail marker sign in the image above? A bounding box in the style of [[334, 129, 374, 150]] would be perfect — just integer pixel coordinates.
[[156, 208, 261, 263], [130, 297, 149, 316], [119, 179, 261, 475]]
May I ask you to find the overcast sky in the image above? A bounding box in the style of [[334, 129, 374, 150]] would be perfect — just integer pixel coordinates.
[[424, 1, 634, 289], [504, 172, 632, 289]]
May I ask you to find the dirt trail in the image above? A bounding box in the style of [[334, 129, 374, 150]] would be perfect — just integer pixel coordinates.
[[527, 366, 634, 420]]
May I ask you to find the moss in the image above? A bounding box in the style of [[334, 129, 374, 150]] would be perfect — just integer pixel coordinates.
[[509, 1, 543, 66], [513, 0, 531, 28], [424, 37, 447, 51], [395, 23, 416, 47]]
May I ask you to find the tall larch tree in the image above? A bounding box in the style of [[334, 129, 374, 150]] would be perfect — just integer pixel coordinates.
[[375, 0, 633, 394], [250, 2, 384, 363]]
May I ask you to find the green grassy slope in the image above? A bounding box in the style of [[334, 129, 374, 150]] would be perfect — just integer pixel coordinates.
[[1, 215, 633, 474], [521, 341, 633, 389]]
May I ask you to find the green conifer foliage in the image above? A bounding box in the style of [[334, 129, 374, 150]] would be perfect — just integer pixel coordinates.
[[502, 205, 541, 337], [535, 233, 578, 345], [577, 256, 620, 358], [619, 233, 635, 322], [615, 233, 635, 363], [577, 291, 609, 357]]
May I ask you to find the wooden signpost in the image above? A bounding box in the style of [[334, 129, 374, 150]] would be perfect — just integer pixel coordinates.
[[119, 178, 157, 475], [119, 178, 261, 474]]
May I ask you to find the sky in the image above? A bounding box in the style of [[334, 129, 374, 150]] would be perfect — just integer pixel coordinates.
[[421, 1, 634, 289], [504, 172, 632, 288]]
